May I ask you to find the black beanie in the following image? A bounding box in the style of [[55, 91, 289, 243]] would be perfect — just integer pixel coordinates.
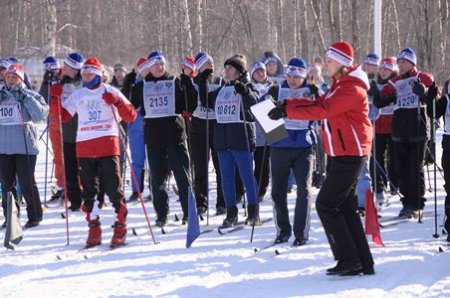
[[224, 54, 247, 75]]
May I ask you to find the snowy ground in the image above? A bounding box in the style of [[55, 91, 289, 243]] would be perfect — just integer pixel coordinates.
[[1, 123, 450, 298]]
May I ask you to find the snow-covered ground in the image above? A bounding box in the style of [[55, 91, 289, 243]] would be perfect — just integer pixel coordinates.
[[1, 123, 450, 298]]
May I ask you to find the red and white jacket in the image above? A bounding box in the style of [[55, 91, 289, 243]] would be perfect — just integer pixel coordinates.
[[58, 83, 136, 158], [286, 65, 372, 157]]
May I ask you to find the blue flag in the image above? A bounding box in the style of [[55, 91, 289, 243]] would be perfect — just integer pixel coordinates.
[[186, 187, 200, 248]]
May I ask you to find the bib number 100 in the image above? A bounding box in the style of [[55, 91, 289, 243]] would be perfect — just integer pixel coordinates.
[[0, 107, 14, 117]]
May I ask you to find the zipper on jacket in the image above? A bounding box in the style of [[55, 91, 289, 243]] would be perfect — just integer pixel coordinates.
[[337, 129, 346, 151]]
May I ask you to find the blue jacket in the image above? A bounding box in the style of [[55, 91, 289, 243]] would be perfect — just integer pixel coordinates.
[[270, 80, 316, 149]]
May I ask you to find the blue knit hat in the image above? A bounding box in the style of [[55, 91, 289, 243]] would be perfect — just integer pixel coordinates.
[[43, 56, 61, 71], [364, 53, 381, 67], [251, 61, 266, 78], [7, 57, 19, 64], [64, 52, 84, 70], [0, 58, 10, 70], [396, 48, 416, 66], [285, 57, 308, 78], [147, 51, 166, 68], [195, 52, 213, 71]]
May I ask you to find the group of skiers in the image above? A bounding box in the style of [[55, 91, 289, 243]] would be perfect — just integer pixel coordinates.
[[0, 38, 449, 276]]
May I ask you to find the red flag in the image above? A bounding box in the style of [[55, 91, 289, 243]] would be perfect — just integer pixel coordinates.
[[364, 190, 385, 246]]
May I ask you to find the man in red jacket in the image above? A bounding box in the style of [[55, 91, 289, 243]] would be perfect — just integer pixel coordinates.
[[372, 48, 438, 218], [50, 57, 137, 248], [269, 41, 374, 276]]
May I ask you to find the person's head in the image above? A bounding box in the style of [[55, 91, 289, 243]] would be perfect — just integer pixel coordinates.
[[136, 56, 150, 79], [363, 53, 380, 76], [378, 57, 397, 80], [113, 64, 127, 83], [396, 47, 416, 75], [285, 57, 307, 89], [195, 52, 214, 73], [325, 41, 354, 78], [43, 56, 61, 77], [5, 64, 24, 89], [63, 52, 84, 79], [80, 57, 103, 87], [251, 61, 267, 83], [182, 56, 196, 77], [308, 63, 323, 82], [223, 54, 247, 81], [147, 51, 166, 78], [263, 51, 282, 77]]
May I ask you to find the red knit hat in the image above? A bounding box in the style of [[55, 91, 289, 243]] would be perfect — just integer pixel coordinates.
[[5, 64, 24, 81], [136, 56, 148, 74], [379, 57, 397, 71], [182, 56, 197, 77], [326, 41, 354, 67], [81, 57, 104, 76]]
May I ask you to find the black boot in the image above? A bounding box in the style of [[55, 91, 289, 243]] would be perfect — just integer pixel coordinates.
[[245, 204, 260, 225], [220, 206, 238, 228]]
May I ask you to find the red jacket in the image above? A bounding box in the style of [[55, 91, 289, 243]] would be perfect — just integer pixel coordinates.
[[286, 65, 372, 157]]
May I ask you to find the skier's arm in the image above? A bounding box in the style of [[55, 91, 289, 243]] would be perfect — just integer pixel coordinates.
[[20, 86, 49, 122], [373, 81, 396, 108]]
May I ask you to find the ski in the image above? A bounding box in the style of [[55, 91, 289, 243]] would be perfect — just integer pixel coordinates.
[[218, 218, 272, 235], [379, 211, 440, 228]]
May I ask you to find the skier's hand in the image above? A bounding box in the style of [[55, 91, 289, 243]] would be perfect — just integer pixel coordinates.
[[179, 73, 192, 89], [234, 81, 249, 95], [412, 79, 425, 96], [198, 68, 213, 81], [103, 92, 120, 106], [125, 70, 137, 87], [309, 83, 320, 99], [50, 84, 63, 97], [11, 84, 27, 103], [268, 100, 287, 120], [368, 80, 380, 98], [268, 83, 278, 100], [427, 81, 438, 99], [182, 111, 192, 119]]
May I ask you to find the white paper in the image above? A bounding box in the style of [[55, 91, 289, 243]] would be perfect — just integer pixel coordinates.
[[250, 99, 285, 133]]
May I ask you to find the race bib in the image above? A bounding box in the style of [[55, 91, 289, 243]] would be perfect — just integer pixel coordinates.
[[143, 79, 176, 118], [279, 87, 312, 130], [394, 76, 423, 110], [0, 103, 21, 125], [215, 85, 242, 123], [77, 94, 117, 142], [192, 83, 221, 119]]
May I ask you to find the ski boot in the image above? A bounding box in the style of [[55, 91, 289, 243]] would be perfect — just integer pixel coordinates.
[[86, 213, 102, 248], [245, 204, 261, 225], [220, 206, 238, 228], [111, 202, 127, 247]]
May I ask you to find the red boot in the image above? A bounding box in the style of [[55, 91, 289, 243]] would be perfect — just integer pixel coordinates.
[[111, 201, 127, 248], [86, 213, 102, 248]]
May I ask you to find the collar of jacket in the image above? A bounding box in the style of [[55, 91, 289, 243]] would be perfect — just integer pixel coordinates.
[[145, 71, 172, 82]]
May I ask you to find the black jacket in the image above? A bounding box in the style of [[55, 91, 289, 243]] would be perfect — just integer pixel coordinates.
[[201, 72, 259, 151], [427, 81, 449, 150], [134, 72, 197, 148]]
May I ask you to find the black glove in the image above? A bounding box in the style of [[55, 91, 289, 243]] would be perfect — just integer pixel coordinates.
[[309, 84, 320, 98], [268, 100, 287, 120], [234, 81, 249, 95], [125, 70, 137, 87], [199, 68, 213, 81], [268, 84, 278, 100], [179, 73, 192, 89], [368, 80, 380, 97], [412, 79, 425, 96], [427, 81, 438, 99]]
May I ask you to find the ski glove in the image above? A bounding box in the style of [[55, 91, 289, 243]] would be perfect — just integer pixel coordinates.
[[179, 73, 192, 90], [234, 81, 249, 95], [412, 80, 425, 96], [427, 81, 438, 100], [309, 84, 320, 99], [268, 100, 287, 120], [268, 84, 279, 100], [11, 84, 27, 103], [368, 80, 380, 98], [103, 92, 121, 106], [198, 68, 213, 81], [50, 84, 63, 97]]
